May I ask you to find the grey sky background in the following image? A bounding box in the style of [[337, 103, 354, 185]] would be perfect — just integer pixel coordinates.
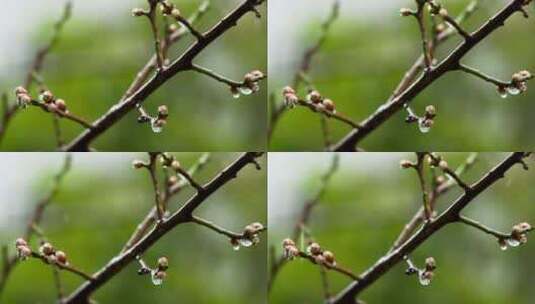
[[268, 153, 408, 233], [268, 0, 405, 83], [0, 153, 142, 231]]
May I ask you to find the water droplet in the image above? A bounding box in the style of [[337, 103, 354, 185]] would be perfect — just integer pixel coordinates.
[[506, 86, 521, 96], [418, 118, 431, 133], [151, 271, 163, 286], [150, 118, 164, 133], [232, 244, 240, 251], [506, 238, 521, 247], [418, 271, 432, 286], [232, 92, 240, 99], [500, 243, 508, 251], [238, 238, 253, 248], [498, 90, 508, 99], [238, 86, 253, 96]]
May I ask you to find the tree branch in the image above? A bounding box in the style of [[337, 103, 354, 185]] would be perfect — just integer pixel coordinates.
[[332, 152, 529, 303], [63, 152, 263, 303]]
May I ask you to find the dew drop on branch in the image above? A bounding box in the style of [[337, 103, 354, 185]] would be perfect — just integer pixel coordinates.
[[418, 271, 432, 286], [418, 118, 431, 133], [506, 238, 521, 247], [150, 118, 164, 133], [506, 86, 521, 96], [238, 86, 253, 96], [238, 238, 253, 248], [151, 270, 164, 286]]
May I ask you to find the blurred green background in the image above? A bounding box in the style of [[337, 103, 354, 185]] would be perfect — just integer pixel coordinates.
[[0, 152, 267, 303], [269, 152, 535, 303], [0, 0, 267, 151], [269, 0, 535, 151]]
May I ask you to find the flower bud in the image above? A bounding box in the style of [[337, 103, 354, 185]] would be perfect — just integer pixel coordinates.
[[132, 160, 145, 169], [307, 90, 322, 104], [307, 242, 322, 256], [438, 160, 448, 170], [171, 160, 181, 171], [424, 105, 436, 119], [322, 251, 335, 265], [55, 99, 67, 112], [425, 257, 436, 271], [167, 175, 178, 186], [15, 238, 27, 247], [282, 86, 296, 96], [40, 91, 54, 103], [171, 8, 181, 18], [132, 8, 145, 17], [322, 99, 336, 113], [282, 238, 295, 247], [14, 86, 28, 96], [55, 251, 68, 265], [400, 160, 413, 169], [400, 8, 413, 17], [39, 242, 54, 256], [158, 256, 169, 270], [158, 105, 169, 119]]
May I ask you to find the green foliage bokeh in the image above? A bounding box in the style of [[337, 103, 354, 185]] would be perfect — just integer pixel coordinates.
[[269, 1, 535, 151], [0, 0, 267, 151], [0, 152, 267, 303], [269, 153, 535, 303]]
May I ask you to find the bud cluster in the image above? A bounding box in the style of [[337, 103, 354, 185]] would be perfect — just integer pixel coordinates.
[[14, 86, 32, 109], [282, 86, 299, 109], [15, 238, 31, 261], [242, 70, 265, 94], [160, 0, 181, 18], [306, 242, 337, 267], [231, 222, 264, 251], [39, 242, 69, 265], [281, 238, 299, 260]]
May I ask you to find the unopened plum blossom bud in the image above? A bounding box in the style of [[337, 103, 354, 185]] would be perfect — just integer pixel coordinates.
[[438, 160, 448, 170], [17, 245, 32, 261], [322, 251, 335, 266], [171, 8, 181, 18], [132, 160, 145, 169], [400, 8, 413, 16], [512, 70, 532, 83], [322, 99, 336, 113], [171, 160, 181, 171], [15, 86, 28, 96], [282, 238, 295, 247], [158, 256, 169, 271], [158, 105, 169, 119], [439, 8, 448, 17], [424, 105, 436, 119], [15, 238, 27, 247], [55, 99, 67, 112], [283, 92, 299, 109], [314, 254, 326, 265], [55, 251, 68, 265], [167, 175, 178, 186], [400, 160, 413, 169], [17, 94, 32, 108], [40, 91, 54, 103], [282, 86, 295, 96], [425, 257, 436, 271], [39, 242, 54, 256], [306, 90, 322, 104], [307, 242, 322, 256], [132, 8, 145, 17]]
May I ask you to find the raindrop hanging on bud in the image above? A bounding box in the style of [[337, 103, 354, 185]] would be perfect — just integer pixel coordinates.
[[238, 86, 253, 96], [418, 118, 432, 133], [506, 238, 521, 247], [238, 238, 254, 248], [506, 86, 521, 96]]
